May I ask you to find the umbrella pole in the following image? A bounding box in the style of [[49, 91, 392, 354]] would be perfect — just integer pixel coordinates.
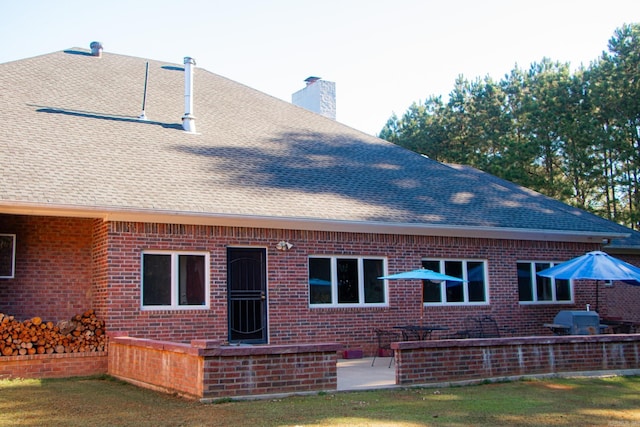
[[595, 280, 599, 313], [420, 281, 424, 326]]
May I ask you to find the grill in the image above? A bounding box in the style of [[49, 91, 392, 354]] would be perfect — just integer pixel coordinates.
[[549, 310, 606, 335]]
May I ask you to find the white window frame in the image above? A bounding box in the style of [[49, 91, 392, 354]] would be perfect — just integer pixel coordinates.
[[517, 260, 573, 305], [0, 234, 16, 279], [421, 259, 489, 306], [309, 255, 388, 308], [141, 250, 210, 310]]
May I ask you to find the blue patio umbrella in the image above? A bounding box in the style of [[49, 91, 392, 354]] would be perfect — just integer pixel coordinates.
[[379, 268, 466, 324], [537, 251, 640, 311]]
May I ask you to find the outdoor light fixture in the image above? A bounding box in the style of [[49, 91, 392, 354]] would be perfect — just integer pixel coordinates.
[[275, 241, 293, 251]]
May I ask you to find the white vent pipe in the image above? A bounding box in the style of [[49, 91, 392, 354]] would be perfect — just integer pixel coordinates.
[[90, 41, 103, 57], [182, 57, 196, 133]]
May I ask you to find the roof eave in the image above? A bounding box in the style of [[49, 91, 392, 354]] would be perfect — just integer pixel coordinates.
[[0, 203, 628, 243], [603, 246, 640, 255]]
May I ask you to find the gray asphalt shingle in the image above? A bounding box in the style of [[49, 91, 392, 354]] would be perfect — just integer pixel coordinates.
[[0, 47, 633, 241]]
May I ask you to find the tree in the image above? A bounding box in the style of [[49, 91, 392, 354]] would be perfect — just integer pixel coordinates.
[[591, 24, 640, 228], [378, 97, 448, 161], [378, 24, 640, 229]]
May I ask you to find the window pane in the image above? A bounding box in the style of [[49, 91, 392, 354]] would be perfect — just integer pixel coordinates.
[[555, 278, 571, 301], [535, 263, 552, 301], [143, 254, 171, 306], [517, 262, 533, 302], [0, 234, 16, 278], [363, 259, 384, 303], [422, 260, 440, 271], [444, 261, 464, 302], [422, 281, 441, 302], [337, 258, 359, 303], [467, 261, 486, 302], [421, 260, 442, 302], [309, 258, 332, 304], [179, 255, 205, 305]]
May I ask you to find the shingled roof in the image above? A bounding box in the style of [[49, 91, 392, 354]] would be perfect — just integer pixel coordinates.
[[0, 47, 632, 243]]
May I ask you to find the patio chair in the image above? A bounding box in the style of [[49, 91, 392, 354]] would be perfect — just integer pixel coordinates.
[[399, 328, 423, 341], [372, 328, 401, 368], [478, 315, 500, 338], [445, 316, 481, 339]]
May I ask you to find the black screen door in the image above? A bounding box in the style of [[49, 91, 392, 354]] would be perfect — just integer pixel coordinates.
[[227, 248, 267, 344]]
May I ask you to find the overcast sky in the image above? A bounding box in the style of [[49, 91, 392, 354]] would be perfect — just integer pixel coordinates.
[[2, 0, 639, 135]]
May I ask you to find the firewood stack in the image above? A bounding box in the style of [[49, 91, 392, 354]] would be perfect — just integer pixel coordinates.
[[0, 309, 107, 357]]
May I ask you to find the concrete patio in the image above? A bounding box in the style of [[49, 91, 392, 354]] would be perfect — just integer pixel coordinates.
[[337, 357, 396, 391]]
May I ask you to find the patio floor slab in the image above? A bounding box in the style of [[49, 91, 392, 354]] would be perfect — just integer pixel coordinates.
[[337, 357, 397, 391]]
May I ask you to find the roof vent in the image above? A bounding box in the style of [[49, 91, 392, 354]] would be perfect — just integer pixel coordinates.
[[182, 57, 196, 133], [89, 41, 103, 57], [138, 62, 149, 120]]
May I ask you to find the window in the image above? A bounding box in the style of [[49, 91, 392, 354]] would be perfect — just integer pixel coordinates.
[[0, 234, 16, 279], [309, 256, 386, 306], [142, 251, 209, 309], [517, 261, 571, 303], [421, 259, 488, 305]]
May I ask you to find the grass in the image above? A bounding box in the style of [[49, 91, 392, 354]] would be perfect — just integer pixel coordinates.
[[1, 375, 640, 426]]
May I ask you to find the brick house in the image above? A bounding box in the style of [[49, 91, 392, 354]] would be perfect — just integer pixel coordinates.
[[1, 44, 639, 356]]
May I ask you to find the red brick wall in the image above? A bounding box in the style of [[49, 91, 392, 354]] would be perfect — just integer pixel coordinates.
[[91, 219, 109, 321], [393, 335, 640, 385], [4, 214, 640, 355], [102, 221, 606, 350], [600, 254, 640, 323], [0, 215, 93, 322], [0, 352, 107, 380]]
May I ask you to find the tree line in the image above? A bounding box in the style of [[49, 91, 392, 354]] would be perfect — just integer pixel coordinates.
[[379, 24, 640, 230]]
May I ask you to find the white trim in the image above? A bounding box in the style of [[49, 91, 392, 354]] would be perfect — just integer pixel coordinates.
[[0, 202, 629, 243], [308, 255, 388, 307], [422, 258, 490, 306], [0, 234, 16, 279], [516, 260, 574, 304], [141, 250, 210, 310]]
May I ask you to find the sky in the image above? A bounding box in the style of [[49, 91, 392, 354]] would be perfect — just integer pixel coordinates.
[[2, 0, 640, 135]]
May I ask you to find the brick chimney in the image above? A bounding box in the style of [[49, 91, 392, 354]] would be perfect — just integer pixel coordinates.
[[292, 76, 336, 120]]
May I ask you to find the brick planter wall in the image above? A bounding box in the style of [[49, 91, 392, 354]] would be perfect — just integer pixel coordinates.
[[0, 352, 107, 380], [200, 345, 339, 399], [108, 337, 204, 398], [108, 336, 340, 400], [392, 335, 640, 386]]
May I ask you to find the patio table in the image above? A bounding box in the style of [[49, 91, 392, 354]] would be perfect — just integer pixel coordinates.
[[393, 325, 448, 341], [600, 318, 639, 334]]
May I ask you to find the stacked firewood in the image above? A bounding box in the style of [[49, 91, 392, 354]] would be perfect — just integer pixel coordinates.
[[0, 309, 107, 357]]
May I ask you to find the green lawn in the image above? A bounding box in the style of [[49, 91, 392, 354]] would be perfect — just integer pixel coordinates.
[[1, 375, 639, 426]]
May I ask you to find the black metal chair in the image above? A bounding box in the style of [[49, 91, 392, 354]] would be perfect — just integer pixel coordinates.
[[400, 328, 422, 341], [478, 315, 500, 338], [445, 315, 500, 339], [445, 316, 480, 339], [372, 328, 401, 368]]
